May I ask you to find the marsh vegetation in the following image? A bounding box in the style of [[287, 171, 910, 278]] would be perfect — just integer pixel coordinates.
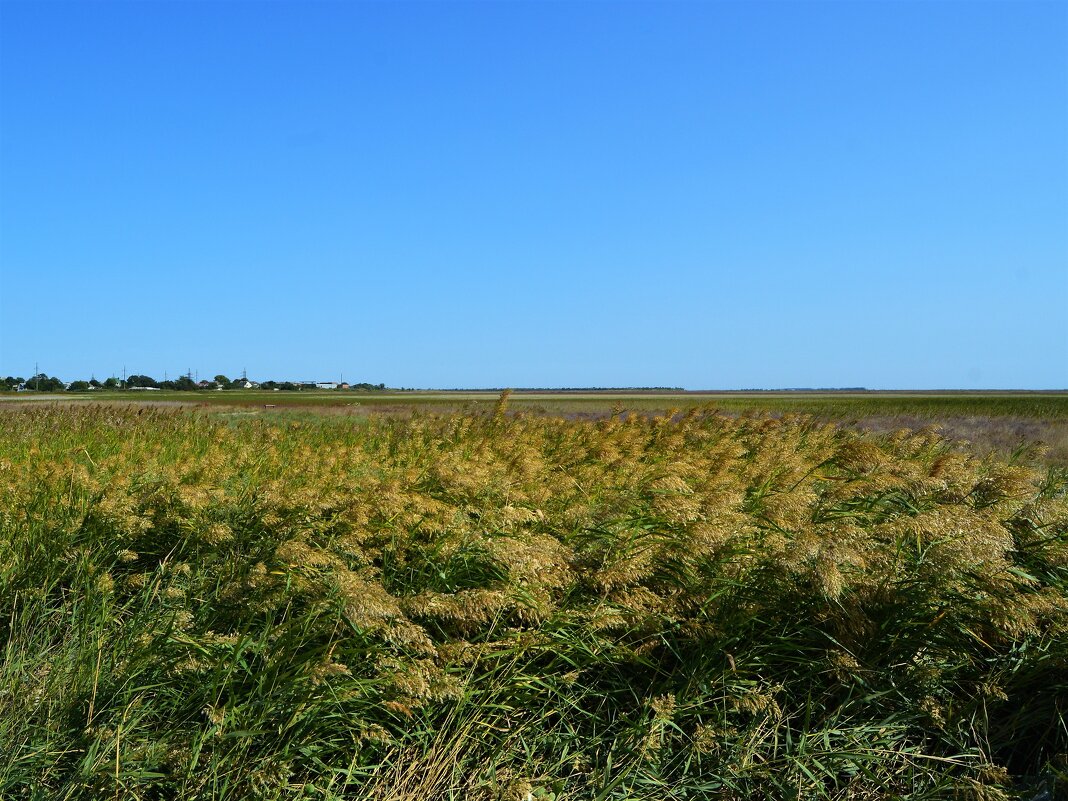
[[1, 401, 1065, 799]]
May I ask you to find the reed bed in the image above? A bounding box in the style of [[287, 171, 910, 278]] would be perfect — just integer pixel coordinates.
[[1, 401, 1065, 799]]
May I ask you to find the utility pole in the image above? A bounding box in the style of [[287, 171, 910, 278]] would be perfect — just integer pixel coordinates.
[[35, 362, 39, 392]]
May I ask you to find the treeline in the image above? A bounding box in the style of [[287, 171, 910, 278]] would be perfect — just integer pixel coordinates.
[[2, 374, 388, 392]]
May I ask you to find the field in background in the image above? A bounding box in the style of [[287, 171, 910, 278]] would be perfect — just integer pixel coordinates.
[[6, 390, 1068, 465], [6, 388, 1066, 413]]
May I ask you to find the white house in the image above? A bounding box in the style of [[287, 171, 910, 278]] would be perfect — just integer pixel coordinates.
[[316, 382, 339, 390]]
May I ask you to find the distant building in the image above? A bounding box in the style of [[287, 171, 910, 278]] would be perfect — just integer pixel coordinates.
[[316, 382, 339, 390]]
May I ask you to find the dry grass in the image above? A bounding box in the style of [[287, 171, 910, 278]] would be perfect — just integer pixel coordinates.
[[1, 402, 1065, 799]]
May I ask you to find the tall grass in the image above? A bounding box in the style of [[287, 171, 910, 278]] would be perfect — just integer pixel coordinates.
[[1, 403, 1065, 799]]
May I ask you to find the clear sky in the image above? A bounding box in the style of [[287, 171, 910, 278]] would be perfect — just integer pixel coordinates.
[[1, 0, 1065, 389]]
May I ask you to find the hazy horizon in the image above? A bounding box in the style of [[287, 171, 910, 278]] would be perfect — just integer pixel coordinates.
[[3, 369, 1067, 394]]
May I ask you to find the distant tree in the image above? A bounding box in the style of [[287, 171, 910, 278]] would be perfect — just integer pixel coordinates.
[[126, 374, 158, 389], [104, 377, 119, 389], [67, 381, 91, 392], [89, 379, 102, 388], [214, 375, 230, 387], [173, 375, 196, 391], [26, 373, 65, 391]]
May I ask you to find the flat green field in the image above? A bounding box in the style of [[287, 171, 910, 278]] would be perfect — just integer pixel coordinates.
[[6, 390, 1068, 464], [4, 388, 1068, 415]]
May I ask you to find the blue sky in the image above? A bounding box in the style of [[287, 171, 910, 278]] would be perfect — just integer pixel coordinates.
[[1, 1, 1065, 389]]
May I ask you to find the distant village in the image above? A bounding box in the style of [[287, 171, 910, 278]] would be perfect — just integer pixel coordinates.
[[2, 373, 389, 393]]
